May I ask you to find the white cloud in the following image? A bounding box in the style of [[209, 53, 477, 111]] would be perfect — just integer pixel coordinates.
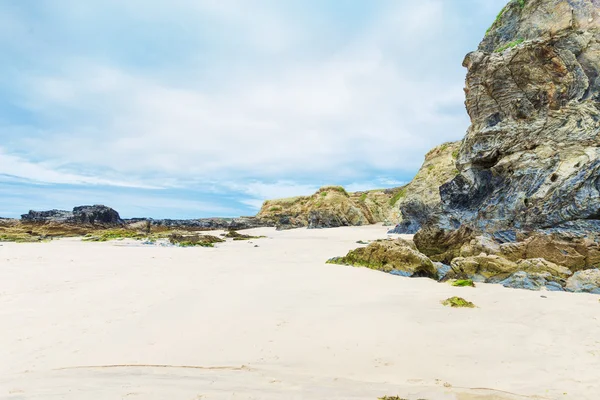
[[0, 148, 160, 189], [7, 1, 467, 181]]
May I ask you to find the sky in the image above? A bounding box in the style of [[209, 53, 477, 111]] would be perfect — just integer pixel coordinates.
[[0, 0, 508, 219]]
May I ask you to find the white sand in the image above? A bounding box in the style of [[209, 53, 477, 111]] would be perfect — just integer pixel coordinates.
[[1, 225, 599, 400]]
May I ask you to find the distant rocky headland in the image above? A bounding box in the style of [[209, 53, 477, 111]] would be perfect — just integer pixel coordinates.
[[0, 204, 270, 243]]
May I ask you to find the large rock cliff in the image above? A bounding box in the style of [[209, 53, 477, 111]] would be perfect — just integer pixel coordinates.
[[415, 0, 600, 271]]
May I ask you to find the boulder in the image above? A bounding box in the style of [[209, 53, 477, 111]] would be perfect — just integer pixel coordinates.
[[71, 205, 122, 225], [500, 272, 565, 292], [448, 254, 571, 286], [565, 269, 600, 294], [449, 254, 519, 282], [515, 258, 572, 279], [327, 239, 438, 279]]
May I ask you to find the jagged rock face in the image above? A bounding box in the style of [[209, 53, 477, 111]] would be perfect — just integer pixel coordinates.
[[21, 210, 73, 223], [21, 205, 123, 225], [389, 141, 461, 234], [479, 0, 600, 54], [417, 0, 600, 268], [71, 205, 122, 225]]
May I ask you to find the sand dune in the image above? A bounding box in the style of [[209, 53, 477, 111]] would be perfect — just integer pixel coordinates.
[[1, 226, 598, 399]]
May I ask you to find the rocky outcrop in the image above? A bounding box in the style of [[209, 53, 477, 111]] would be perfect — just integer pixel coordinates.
[[389, 141, 461, 234], [128, 217, 269, 231], [327, 239, 438, 279], [565, 268, 600, 293], [414, 0, 600, 275], [22, 205, 123, 225], [257, 186, 401, 229], [21, 209, 74, 223]]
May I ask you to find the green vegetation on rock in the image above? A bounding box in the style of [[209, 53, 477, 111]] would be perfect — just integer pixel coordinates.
[[442, 297, 476, 308], [326, 239, 438, 279], [495, 38, 524, 53], [83, 229, 146, 242], [223, 230, 266, 241], [389, 187, 407, 206], [317, 185, 348, 196], [486, 4, 507, 35], [169, 233, 225, 247]]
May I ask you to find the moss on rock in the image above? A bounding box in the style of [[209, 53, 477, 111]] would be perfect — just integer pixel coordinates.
[[442, 297, 476, 308], [169, 233, 225, 247], [327, 239, 438, 279]]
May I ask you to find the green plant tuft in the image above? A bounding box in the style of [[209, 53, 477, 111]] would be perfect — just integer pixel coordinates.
[[451, 279, 476, 287], [442, 296, 476, 308]]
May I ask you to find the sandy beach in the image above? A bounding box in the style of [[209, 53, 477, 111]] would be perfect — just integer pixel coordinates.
[[1, 225, 599, 400]]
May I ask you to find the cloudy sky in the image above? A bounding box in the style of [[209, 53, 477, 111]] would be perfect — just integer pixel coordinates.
[[0, 0, 507, 219]]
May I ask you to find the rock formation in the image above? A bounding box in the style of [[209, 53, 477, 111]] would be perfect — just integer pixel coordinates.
[[414, 0, 600, 275], [327, 239, 439, 279], [22, 205, 123, 225], [127, 217, 268, 231], [256, 186, 402, 229], [388, 141, 461, 234], [327, 0, 600, 294]]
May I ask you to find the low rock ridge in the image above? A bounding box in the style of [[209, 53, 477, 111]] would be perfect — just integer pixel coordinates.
[[256, 186, 402, 229], [125, 216, 269, 231]]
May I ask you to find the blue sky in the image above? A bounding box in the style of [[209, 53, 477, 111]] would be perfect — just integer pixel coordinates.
[[0, 0, 507, 219]]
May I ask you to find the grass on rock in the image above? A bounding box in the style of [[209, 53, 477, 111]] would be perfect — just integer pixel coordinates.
[[169, 233, 225, 247], [389, 187, 407, 206], [495, 38, 524, 53], [83, 229, 146, 242], [224, 230, 266, 241]]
